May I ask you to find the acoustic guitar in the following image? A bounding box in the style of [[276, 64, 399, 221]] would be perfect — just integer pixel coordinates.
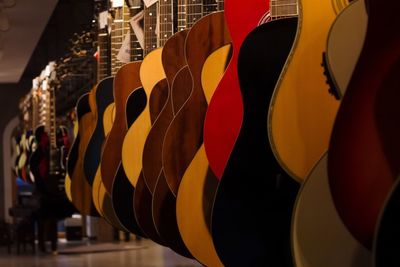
[[128, 0, 172, 245], [203, 0, 270, 179], [150, 1, 222, 258], [210, 2, 300, 265], [99, 1, 146, 235], [292, 154, 371, 267], [69, 92, 99, 216], [324, 0, 367, 99], [84, 6, 127, 230], [177, 0, 269, 264], [328, 0, 400, 248], [176, 43, 230, 266], [268, 0, 350, 182]]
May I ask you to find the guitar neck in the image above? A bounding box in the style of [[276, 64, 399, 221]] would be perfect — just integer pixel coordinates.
[[186, 0, 203, 28], [143, 2, 159, 56], [270, 0, 298, 19], [203, 0, 219, 14], [111, 5, 125, 75], [129, 2, 144, 62], [158, 0, 174, 47], [98, 28, 111, 81]]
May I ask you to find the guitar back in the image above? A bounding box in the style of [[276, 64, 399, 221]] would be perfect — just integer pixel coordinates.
[[328, 0, 400, 248]]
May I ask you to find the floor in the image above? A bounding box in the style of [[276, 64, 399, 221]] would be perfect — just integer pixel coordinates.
[[0, 239, 203, 267]]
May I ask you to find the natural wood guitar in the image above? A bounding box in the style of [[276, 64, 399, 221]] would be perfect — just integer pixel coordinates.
[[268, 0, 350, 182], [328, 0, 400, 248], [176, 43, 231, 266]]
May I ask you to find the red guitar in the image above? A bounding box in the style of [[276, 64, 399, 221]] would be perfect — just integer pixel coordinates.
[[328, 0, 400, 248], [203, 0, 270, 179]]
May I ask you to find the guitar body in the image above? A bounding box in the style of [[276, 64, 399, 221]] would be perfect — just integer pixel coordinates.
[[324, 0, 368, 98], [84, 77, 114, 186], [143, 29, 191, 250], [268, 0, 346, 181], [70, 93, 99, 216], [142, 29, 189, 193], [211, 18, 299, 266], [163, 11, 231, 195], [93, 103, 128, 231], [150, 40, 193, 258], [111, 87, 147, 235], [133, 81, 168, 245], [100, 62, 144, 236], [175, 44, 231, 266], [65, 118, 79, 202], [204, 0, 269, 179], [292, 154, 371, 267], [373, 177, 400, 267], [328, 0, 400, 248], [122, 49, 165, 188]]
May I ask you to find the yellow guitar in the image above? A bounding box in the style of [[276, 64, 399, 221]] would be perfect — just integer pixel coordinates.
[[268, 0, 349, 181], [175, 32, 231, 267]]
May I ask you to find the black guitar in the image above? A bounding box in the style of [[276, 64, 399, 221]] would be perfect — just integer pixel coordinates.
[[210, 6, 299, 267]]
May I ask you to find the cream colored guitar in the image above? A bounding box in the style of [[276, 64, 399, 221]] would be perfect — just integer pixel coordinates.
[[324, 0, 367, 98], [292, 154, 371, 267]]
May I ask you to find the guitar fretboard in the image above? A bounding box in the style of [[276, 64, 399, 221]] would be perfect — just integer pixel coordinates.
[[204, 0, 219, 14], [186, 0, 203, 28], [129, 3, 144, 61], [98, 29, 110, 81], [144, 3, 158, 56], [111, 6, 125, 75], [158, 0, 174, 46], [270, 0, 298, 19], [177, 0, 186, 31]]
